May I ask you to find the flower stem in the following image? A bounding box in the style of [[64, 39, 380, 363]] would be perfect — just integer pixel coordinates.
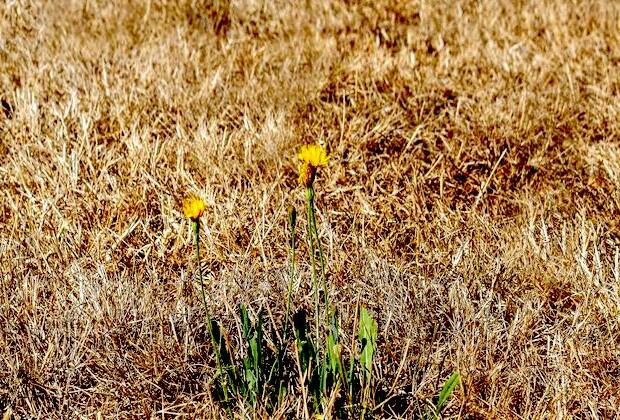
[[308, 194, 329, 323], [193, 219, 229, 401], [305, 187, 321, 348]]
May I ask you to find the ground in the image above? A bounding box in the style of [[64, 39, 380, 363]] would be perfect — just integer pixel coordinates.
[[1, 0, 620, 418]]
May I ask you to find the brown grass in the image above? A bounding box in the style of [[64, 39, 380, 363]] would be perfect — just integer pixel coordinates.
[[2, 0, 620, 418]]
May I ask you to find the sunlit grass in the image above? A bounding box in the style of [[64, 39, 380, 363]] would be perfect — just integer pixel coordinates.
[[2, 0, 619, 418]]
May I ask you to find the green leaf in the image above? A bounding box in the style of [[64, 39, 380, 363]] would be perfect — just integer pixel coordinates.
[[358, 307, 378, 383], [435, 372, 460, 418], [326, 332, 340, 373], [238, 304, 265, 405]]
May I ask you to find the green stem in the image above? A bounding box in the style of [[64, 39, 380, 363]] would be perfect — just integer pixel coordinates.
[[305, 187, 320, 349], [193, 219, 229, 402], [308, 194, 329, 323]]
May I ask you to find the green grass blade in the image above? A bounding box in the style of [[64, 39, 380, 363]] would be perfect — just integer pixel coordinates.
[[358, 307, 377, 383], [434, 372, 460, 418]]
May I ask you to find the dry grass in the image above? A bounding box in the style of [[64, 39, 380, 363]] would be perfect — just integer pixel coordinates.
[[1, 0, 620, 418]]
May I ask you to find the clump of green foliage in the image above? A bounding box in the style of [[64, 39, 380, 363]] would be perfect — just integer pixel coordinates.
[[186, 145, 459, 418]]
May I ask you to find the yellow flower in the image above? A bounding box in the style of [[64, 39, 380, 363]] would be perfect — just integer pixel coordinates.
[[182, 195, 206, 220], [297, 144, 329, 187], [298, 144, 329, 168]]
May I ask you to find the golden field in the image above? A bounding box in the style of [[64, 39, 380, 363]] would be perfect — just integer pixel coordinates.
[[1, 0, 620, 418]]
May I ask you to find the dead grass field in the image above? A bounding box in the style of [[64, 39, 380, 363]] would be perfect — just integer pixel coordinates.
[[2, 0, 620, 418]]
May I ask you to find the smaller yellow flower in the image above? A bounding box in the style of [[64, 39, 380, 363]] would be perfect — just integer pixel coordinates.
[[297, 144, 329, 187], [182, 195, 206, 220]]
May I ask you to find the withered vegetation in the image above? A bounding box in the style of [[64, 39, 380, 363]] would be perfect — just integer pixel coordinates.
[[1, 0, 620, 418]]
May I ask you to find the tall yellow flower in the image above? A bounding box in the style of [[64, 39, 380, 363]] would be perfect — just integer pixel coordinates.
[[182, 195, 206, 220], [297, 144, 329, 187]]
